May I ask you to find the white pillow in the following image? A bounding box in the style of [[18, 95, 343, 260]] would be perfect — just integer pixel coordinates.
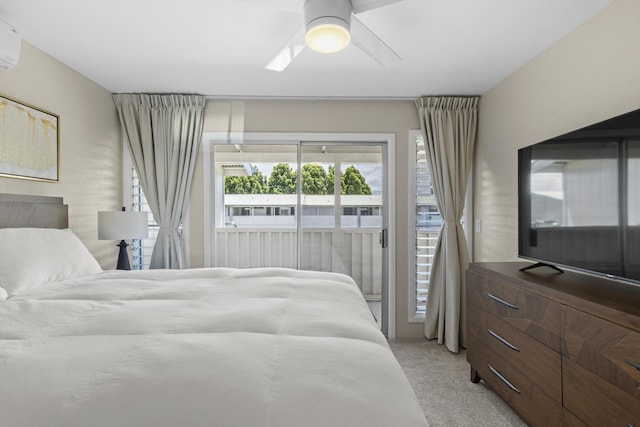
[[0, 228, 102, 299]]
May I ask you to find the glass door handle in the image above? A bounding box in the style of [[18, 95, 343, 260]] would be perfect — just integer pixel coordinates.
[[380, 229, 388, 248]]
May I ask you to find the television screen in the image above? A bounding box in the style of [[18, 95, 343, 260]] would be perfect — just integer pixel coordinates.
[[518, 109, 640, 285]]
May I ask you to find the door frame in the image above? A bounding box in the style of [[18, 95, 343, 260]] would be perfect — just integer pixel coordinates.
[[202, 132, 396, 338]]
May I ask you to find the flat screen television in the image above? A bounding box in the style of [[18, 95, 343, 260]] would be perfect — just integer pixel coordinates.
[[518, 108, 640, 285]]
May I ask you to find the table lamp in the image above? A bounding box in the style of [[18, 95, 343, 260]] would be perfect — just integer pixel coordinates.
[[98, 208, 149, 270]]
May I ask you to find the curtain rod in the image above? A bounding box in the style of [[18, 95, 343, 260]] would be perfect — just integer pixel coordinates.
[[203, 95, 417, 101]]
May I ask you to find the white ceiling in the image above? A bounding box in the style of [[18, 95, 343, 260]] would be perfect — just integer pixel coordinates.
[[0, 0, 611, 98]]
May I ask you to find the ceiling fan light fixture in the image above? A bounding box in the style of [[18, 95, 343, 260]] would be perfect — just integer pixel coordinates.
[[306, 19, 351, 53], [304, 0, 353, 54]]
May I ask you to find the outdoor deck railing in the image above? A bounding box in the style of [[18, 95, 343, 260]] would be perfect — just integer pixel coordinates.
[[134, 227, 438, 308], [214, 228, 382, 299]]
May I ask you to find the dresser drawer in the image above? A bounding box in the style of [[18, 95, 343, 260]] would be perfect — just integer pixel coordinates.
[[563, 359, 640, 426], [466, 270, 562, 351], [563, 306, 640, 396], [467, 304, 561, 402], [467, 334, 562, 427]]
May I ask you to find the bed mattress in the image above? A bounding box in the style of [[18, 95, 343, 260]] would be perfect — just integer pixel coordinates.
[[0, 267, 428, 427]]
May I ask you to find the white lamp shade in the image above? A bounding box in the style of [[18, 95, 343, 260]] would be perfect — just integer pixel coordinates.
[[98, 211, 149, 240]]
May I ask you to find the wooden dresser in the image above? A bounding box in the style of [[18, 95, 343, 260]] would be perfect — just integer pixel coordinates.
[[466, 262, 640, 427]]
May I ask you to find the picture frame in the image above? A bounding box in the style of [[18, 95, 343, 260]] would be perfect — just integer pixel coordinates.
[[0, 94, 59, 182]]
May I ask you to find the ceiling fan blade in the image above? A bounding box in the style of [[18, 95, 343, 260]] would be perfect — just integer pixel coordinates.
[[350, 15, 402, 68], [351, 0, 405, 14], [265, 25, 306, 72]]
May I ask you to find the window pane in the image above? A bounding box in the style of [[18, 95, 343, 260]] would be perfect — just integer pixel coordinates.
[[340, 161, 382, 229], [217, 144, 298, 229], [300, 144, 383, 318], [300, 158, 335, 229], [213, 144, 298, 268], [414, 134, 440, 314], [131, 166, 159, 270]]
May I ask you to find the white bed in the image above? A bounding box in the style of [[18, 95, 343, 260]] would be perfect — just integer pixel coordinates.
[[0, 195, 428, 427]]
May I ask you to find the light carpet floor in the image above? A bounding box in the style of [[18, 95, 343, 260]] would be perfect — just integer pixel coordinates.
[[389, 339, 528, 427]]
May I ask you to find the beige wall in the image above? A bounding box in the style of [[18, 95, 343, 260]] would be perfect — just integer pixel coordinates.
[[474, 0, 640, 262], [0, 42, 121, 268], [189, 99, 424, 338]]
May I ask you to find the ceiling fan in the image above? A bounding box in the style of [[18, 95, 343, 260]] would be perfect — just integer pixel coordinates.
[[261, 0, 405, 71]]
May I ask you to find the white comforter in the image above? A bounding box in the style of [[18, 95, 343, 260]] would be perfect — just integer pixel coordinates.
[[0, 268, 428, 427]]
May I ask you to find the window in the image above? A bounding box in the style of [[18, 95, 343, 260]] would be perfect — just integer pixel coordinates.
[[129, 166, 159, 270], [253, 206, 270, 216], [409, 131, 441, 320], [343, 207, 357, 216], [275, 207, 294, 216], [123, 145, 159, 270]]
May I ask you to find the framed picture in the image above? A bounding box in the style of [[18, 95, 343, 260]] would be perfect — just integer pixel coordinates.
[[0, 94, 59, 182]]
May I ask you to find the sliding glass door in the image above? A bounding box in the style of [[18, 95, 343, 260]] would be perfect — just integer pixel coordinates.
[[300, 143, 385, 326], [211, 140, 388, 332]]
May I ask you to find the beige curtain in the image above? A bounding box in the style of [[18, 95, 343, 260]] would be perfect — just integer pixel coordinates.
[[416, 96, 479, 353], [113, 94, 205, 269]]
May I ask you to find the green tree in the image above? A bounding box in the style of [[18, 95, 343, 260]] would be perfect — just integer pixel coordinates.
[[268, 163, 297, 194], [342, 165, 372, 195], [301, 163, 328, 195], [326, 165, 371, 195], [224, 170, 268, 194]]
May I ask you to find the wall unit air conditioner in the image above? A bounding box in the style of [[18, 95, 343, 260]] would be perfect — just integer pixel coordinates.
[[0, 20, 20, 69]]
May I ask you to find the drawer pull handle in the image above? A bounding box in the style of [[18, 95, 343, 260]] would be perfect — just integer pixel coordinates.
[[487, 293, 519, 310], [625, 359, 640, 371], [488, 364, 521, 394], [488, 329, 520, 352]]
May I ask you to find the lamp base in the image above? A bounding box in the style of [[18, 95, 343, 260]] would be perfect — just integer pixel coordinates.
[[116, 240, 131, 270]]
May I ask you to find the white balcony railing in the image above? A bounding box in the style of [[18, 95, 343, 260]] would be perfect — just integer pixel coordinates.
[[214, 228, 382, 300]]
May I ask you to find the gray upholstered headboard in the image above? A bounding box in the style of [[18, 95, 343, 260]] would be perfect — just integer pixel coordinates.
[[0, 193, 69, 229]]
